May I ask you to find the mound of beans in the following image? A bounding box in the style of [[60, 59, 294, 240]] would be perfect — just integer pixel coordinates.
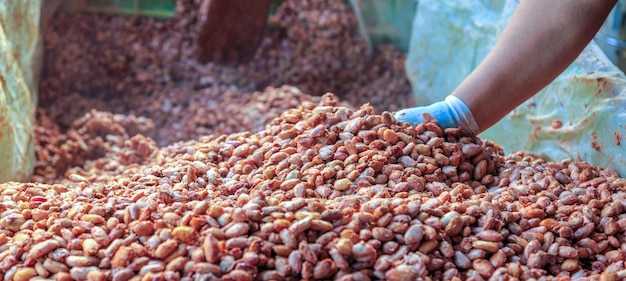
[[3, 91, 626, 281]]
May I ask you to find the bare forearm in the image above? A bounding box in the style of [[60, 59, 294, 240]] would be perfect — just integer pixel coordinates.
[[453, 0, 616, 132]]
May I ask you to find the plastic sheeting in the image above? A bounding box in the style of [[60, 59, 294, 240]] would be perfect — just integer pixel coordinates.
[[406, 0, 626, 175], [348, 0, 417, 52], [59, 0, 175, 18], [0, 0, 40, 182]]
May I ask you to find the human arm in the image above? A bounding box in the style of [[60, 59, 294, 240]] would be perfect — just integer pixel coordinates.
[[396, 0, 617, 134]]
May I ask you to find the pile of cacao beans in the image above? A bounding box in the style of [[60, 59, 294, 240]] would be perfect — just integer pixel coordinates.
[[4, 91, 626, 281]]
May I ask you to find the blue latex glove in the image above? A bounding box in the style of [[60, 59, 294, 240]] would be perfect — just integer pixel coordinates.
[[394, 96, 480, 135]]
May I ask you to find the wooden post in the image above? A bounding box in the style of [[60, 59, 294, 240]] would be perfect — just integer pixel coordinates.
[[197, 0, 272, 64]]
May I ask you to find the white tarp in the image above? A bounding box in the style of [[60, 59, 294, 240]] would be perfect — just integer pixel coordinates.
[[406, 0, 626, 176], [0, 0, 40, 182]]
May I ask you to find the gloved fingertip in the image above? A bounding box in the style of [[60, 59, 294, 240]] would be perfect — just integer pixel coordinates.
[[393, 109, 424, 125], [392, 110, 406, 120]]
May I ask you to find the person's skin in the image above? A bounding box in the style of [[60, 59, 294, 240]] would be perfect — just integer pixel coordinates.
[[452, 0, 617, 133]]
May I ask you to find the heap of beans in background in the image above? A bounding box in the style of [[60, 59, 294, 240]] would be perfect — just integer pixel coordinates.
[[3, 92, 626, 280], [34, 109, 155, 183], [33, 87, 326, 182], [38, 0, 412, 147]]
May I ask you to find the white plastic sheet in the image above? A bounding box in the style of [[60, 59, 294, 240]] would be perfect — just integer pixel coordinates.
[[0, 0, 41, 182], [406, 0, 626, 175]]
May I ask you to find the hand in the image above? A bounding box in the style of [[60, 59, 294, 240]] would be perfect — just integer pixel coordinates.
[[394, 96, 480, 135]]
